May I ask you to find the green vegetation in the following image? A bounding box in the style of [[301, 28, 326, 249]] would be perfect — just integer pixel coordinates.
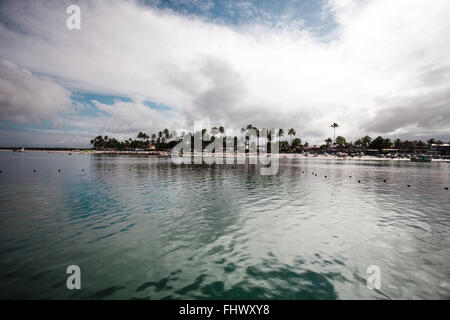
[[89, 124, 449, 156], [90, 129, 180, 151]]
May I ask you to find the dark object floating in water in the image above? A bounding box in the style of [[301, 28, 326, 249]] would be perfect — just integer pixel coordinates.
[[325, 176, 327, 178], [407, 185, 411, 187], [358, 180, 361, 183], [349, 176, 352, 178], [411, 155, 432, 163], [384, 180, 386, 183], [445, 187, 449, 190], [0, 170, 2, 174], [33, 170, 37, 173], [82, 169, 85, 172], [58, 169, 61, 172]]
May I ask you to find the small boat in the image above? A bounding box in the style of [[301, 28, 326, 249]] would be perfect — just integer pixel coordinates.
[[411, 155, 432, 162]]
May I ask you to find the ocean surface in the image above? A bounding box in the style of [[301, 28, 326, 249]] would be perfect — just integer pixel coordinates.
[[0, 151, 449, 299]]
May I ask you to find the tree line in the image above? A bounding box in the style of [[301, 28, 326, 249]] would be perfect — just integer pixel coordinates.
[[90, 124, 447, 154]]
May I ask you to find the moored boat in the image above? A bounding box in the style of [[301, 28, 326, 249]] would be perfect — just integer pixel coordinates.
[[411, 155, 432, 162]]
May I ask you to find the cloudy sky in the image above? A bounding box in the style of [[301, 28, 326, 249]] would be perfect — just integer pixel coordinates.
[[0, 0, 449, 147]]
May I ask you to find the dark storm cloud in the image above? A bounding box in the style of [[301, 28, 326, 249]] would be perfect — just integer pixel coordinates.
[[0, 60, 71, 125], [365, 87, 450, 139]]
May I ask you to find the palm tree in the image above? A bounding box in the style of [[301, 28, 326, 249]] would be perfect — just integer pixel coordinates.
[[288, 128, 296, 142], [90, 135, 106, 150], [325, 138, 333, 147], [361, 135, 372, 149], [137, 132, 149, 141], [242, 124, 259, 138], [330, 123, 340, 141], [246, 124, 259, 136], [278, 129, 284, 140], [335, 136, 346, 151], [157, 131, 163, 145], [291, 138, 302, 149], [241, 124, 259, 150], [163, 128, 170, 140]]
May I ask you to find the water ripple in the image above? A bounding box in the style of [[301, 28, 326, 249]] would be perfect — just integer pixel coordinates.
[[0, 152, 449, 299]]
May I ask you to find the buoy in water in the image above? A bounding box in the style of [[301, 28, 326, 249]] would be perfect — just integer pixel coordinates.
[[358, 180, 361, 183], [325, 176, 327, 178], [445, 187, 448, 190], [58, 169, 61, 173], [383, 180, 386, 183], [407, 185, 410, 187], [33, 170, 37, 173]]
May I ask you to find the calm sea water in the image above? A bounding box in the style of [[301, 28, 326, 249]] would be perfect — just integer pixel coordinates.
[[0, 151, 449, 299]]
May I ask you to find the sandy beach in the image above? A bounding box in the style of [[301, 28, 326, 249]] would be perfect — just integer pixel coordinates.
[[2, 149, 448, 162]]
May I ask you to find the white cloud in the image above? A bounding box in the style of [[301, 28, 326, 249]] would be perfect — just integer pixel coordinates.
[[0, 59, 71, 125], [0, 0, 449, 146], [92, 99, 180, 137]]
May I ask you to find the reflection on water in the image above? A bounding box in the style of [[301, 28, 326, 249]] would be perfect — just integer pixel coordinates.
[[0, 151, 449, 299]]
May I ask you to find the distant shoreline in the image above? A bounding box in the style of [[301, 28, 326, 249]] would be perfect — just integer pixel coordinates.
[[1, 148, 449, 162]]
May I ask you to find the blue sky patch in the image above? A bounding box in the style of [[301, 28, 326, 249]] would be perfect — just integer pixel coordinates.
[[142, 0, 336, 36]]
